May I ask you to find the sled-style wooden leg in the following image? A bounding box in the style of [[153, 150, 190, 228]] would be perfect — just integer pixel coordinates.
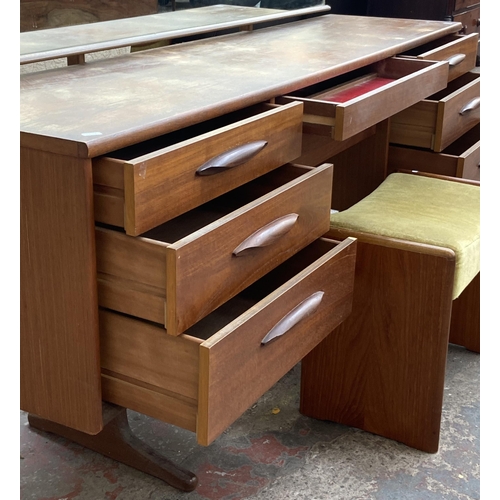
[[28, 405, 198, 492]]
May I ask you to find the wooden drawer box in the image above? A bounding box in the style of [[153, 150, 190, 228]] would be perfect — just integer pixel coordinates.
[[390, 72, 480, 152], [100, 236, 357, 446], [93, 101, 303, 236], [388, 124, 479, 181], [399, 33, 478, 82], [277, 57, 449, 141], [96, 163, 333, 336]]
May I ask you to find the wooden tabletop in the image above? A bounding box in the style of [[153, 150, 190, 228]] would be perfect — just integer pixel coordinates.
[[20, 4, 330, 64], [20, 14, 461, 158]]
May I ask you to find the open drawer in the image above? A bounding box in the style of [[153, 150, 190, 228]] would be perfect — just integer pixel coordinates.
[[388, 124, 479, 181], [276, 57, 449, 142], [92, 101, 303, 236], [99, 236, 357, 446], [399, 33, 479, 82], [96, 163, 333, 336], [390, 72, 480, 152]]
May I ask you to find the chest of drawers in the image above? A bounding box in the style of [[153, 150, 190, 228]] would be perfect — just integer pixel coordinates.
[[20, 11, 471, 487]]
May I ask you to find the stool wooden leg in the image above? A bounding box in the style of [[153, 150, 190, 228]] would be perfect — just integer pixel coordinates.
[[28, 405, 198, 492], [300, 241, 455, 453], [449, 273, 480, 353]]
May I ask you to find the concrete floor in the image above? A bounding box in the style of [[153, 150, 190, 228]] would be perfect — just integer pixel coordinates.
[[20, 343, 479, 499]]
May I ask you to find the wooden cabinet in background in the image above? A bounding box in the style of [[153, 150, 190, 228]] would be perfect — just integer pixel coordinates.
[[20, 0, 158, 32]]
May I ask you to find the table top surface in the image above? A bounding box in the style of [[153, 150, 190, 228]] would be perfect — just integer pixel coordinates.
[[20, 14, 461, 158], [20, 4, 330, 64]]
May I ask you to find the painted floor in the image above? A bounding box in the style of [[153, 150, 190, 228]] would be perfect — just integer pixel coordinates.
[[20, 343, 479, 500]]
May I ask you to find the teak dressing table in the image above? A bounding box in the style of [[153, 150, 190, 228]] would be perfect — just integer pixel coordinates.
[[20, 9, 478, 490]]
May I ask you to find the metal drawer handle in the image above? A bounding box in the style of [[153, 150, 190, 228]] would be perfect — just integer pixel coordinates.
[[196, 140, 268, 176], [447, 53, 466, 66], [459, 97, 480, 115], [233, 213, 299, 256], [261, 291, 324, 345]]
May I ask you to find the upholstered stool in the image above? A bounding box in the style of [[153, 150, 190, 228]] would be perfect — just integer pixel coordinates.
[[300, 172, 480, 453]]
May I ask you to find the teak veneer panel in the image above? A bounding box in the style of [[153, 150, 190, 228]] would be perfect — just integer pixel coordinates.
[[20, 147, 103, 434]]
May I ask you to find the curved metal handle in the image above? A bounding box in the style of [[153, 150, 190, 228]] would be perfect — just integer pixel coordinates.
[[447, 53, 466, 66], [261, 291, 324, 345], [196, 140, 268, 176], [459, 97, 480, 115], [233, 213, 299, 256]]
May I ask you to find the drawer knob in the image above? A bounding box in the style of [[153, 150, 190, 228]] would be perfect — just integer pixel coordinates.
[[459, 97, 480, 115], [196, 140, 268, 176], [447, 53, 466, 66], [261, 291, 324, 345], [233, 213, 299, 256]]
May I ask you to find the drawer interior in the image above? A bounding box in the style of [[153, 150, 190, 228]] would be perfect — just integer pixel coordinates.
[[400, 34, 463, 56], [441, 123, 479, 156], [184, 237, 339, 342], [426, 71, 479, 101], [98, 102, 279, 162], [287, 58, 435, 104]]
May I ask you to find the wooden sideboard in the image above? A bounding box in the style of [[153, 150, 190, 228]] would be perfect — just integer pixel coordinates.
[[20, 11, 477, 489]]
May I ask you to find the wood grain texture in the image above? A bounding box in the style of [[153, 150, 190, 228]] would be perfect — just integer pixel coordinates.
[[434, 73, 480, 152], [388, 125, 479, 180], [20, 15, 462, 157], [329, 119, 390, 211], [415, 33, 478, 82], [96, 164, 333, 335], [93, 102, 303, 235], [20, 147, 102, 434], [300, 235, 456, 453], [449, 272, 480, 352], [390, 72, 480, 152], [20, 5, 331, 63], [198, 237, 357, 446]]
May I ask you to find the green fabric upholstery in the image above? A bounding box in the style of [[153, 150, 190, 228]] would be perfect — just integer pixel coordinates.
[[330, 173, 480, 299]]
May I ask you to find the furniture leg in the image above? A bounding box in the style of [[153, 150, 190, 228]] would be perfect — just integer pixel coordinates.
[[300, 240, 455, 453], [449, 273, 480, 353], [27, 405, 198, 492]]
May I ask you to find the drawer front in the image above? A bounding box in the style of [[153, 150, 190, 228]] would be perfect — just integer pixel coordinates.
[[96, 163, 333, 336], [99, 237, 357, 445], [388, 124, 479, 180], [390, 72, 480, 152], [93, 102, 303, 236], [278, 57, 448, 141], [414, 34, 478, 82]]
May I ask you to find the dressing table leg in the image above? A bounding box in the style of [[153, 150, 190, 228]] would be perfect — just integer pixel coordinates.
[[27, 406, 198, 492]]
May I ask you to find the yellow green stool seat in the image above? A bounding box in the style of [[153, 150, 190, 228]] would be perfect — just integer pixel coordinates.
[[300, 172, 480, 454], [330, 172, 480, 299]]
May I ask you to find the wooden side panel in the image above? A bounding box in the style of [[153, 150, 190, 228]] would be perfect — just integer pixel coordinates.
[[101, 375, 197, 433], [99, 310, 200, 401], [300, 238, 456, 453], [390, 100, 439, 149], [20, 147, 103, 434], [449, 272, 480, 352], [197, 238, 357, 446], [330, 119, 390, 211]]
